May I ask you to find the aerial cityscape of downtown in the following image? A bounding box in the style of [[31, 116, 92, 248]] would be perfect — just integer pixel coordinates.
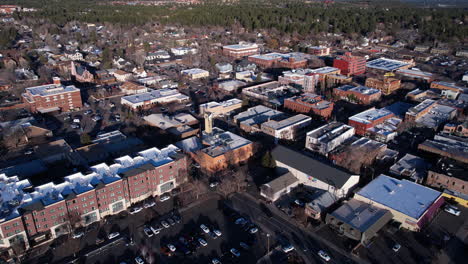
[[0, 0, 466, 263]]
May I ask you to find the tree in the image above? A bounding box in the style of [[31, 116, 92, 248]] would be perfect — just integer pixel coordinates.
[[261, 151, 276, 168], [80, 133, 92, 145], [255, 72, 263, 82]]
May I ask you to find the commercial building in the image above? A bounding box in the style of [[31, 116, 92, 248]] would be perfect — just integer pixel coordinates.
[[325, 198, 393, 244], [389, 154, 429, 183], [334, 85, 382, 105], [418, 134, 468, 164], [333, 52, 366, 76], [366, 58, 413, 72], [284, 93, 334, 119], [0, 145, 187, 249], [426, 159, 467, 196], [176, 127, 253, 173], [442, 121, 468, 138], [217, 79, 246, 92], [406, 99, 457, 129], [121, 89, 189, 110], [171, 47, 197, 56], [261, 114, 312, 141], [278, 69, 320, 93], [354, 174, 444, 231], [120, 81, 148, 95], [305, 122, 355, 156], [308, 46, 331, 56], [234, 105, 286, 133], [112, 70, 132, 82], [365, 77, 401, 95], [22, 78, 83, 113], [396, 68, 434, 82], [348, 107, 395, 135], [272, 145, 360, 198], [199, 99, 243, 117], [260, 172, 299, 202], [143, 113, 199, 139], [430, 81, 467, 94], [222, 43, 259, 58], [242, 81, 300, 106], [248, 52, 310, 69], [305, 191, 338, 220], [180, 68, 209, 79]]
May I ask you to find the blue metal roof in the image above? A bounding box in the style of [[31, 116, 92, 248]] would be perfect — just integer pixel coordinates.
[[356, 175, 441, 219]]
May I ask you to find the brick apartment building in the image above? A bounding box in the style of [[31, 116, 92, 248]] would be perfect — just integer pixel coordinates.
[[222, 43, 259, 58], [22, 77, 83, 113], [308, 46, 331, 56], [333, 52, 366, 76], [248, 53, 309, 69], [334, 85, 382, 105], [348, 107, 395, 135], [365, 77, 401, 95], [0, 145, 187, 249], [284, 93, 334, 119]]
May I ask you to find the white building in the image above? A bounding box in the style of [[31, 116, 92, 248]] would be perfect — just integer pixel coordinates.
[[261, 114, 312, 141], [180, 68, 209, 79], [171, 47, 197, 56], [121, 89, 189, 110], [306, 122, 355, 155]]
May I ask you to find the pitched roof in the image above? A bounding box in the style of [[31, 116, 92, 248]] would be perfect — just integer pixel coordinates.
[[272, 145, 353, 188]]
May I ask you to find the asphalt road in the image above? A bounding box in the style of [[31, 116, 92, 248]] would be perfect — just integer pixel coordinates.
[[228, 193, 362, 264]]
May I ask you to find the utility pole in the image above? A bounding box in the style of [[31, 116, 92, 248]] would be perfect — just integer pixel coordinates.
[[267, 233, 270, 255]]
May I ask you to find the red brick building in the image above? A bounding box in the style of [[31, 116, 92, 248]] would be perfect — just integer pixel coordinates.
[[334, 85, 382, 105], [348, 107, 395, 135], [365, 77, 401, 95], [248, 53, 309, 69], [333, 52, 366, 76], [222, 43, 259, 58], [284, 93, 334, 119], [0, 5, 19, 14], [22, 78, 83, 113], [308, 46, 330, 56]]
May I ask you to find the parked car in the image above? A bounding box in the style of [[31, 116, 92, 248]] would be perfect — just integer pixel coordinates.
[[249, 226, 258, 234], [392, 243, 401, 252], [143, 227, 153, 237], [235, 218, 246, 225], [172, 214, 181, 223], [444, 205, 461, 216], [108, 232, 120, 240], [211, 258, 221, 264], [71, 123, 80, 129], [84, 110, 93, 115], [168, 244, 176, 252], [150, 226, 159, 235], [72, 231, 84, 239], [160, 194, 171, 202], [208, 231, 218, 239], [239, 242, 249, 250], [282, 244, 295, 253], [200, 224, 210, 233], [318, 250, 331, 262], [135, 256, 145, 264], [230, 248, 241, 257], [209, 181, 219, 188], [161, 221, 170, 228], [129, 207, 143, 214], [198, 238, 208, 247], [167, 218, 175, 226], [144, 201, 156, 208], [213, 229, 222, 237], [92, 115, 102, 122]]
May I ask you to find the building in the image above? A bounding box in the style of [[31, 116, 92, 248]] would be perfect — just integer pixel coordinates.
[[284, 93, 334, 119], [326, 199, 393, 244], [234, 105, 286, 133], [305, 122, 355, 156], [112, 70, 132, 82], [442, 122, 468, 138], [430, 81, 467, 94], [0, 5, 20, 14], [22, 78, 83, 113], [334, 85, 381, 105], [348, 107, 395, 136], [396, 68, 434, 82], [121, 89, 190, 110], [389, 154, 429, 183], [222, 43, 259, 58], [308, 46, 330, 56], [333, 52, 366, 76], [215, 62, 233, 73], [171, 47, 197, 56], [176, 127, 253, 173], [70, 61, 94, 83], [354, 175, 444, 231], [248, 52, 310, 69], [261, 114, 312, 141], [272, 145, 360, 198], [143, 113, 199, 139], [146, 50, 170, 61], [180, 68, 209, 79], [366, 58, 413, 72], [426, 159, 467, 196], [305, 190, 338, 220], [199, 99, 242, 117], [260, 172, 299, 202], [405, 99, 457, 129], [0, 145, 187, 248], [278, 69, 320, 93], [242, 81, 300, 106], [120, 81, 148, 95], [418, 134, 468, 164], [365, 77, 401, 95], [217, 79, 246, 93]]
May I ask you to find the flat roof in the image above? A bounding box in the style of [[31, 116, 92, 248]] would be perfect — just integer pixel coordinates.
[[349, 107, 393, 124], [122, 89, 189, 104], [337, 85, 380, 95], [262, 114, 311, 130], [307, 122, 355, 144], [26, 83, 79, 97], [223, 43, 258, 50], [366, 58, 410, 71], [201, 128, 252, 157], [356, 174, 441, 219], [330, 198, 391, 232], [181, 68, 209, 75]]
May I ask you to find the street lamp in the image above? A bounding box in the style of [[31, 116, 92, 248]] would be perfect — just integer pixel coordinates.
[[266, 233, 270, 255]]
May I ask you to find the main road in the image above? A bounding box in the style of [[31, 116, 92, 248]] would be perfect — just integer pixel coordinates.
[[228, 193, 368, 264]]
